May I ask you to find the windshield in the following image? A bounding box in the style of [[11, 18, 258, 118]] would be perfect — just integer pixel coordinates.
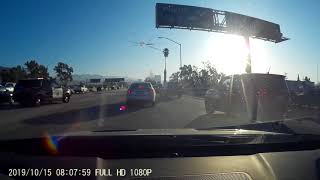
[[0, 0, 320, 140]]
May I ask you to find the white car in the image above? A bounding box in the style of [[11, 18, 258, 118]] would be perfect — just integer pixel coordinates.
[[81, 85, 88, 93], [5, 82, 16, 92], [126, 82, 156, 106]]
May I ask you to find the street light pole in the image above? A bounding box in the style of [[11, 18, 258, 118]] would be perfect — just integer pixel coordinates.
[[158, 37, 182, 68]]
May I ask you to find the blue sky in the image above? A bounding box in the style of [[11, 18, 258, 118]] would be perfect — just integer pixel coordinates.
[[0, 0, 319, 82]]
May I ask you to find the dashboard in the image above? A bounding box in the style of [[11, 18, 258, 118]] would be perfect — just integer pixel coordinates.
[[0, 148, 320, 180]]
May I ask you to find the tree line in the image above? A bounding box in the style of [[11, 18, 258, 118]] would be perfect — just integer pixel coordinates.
[[1, 60, 74, 86], [169, 61, 226, 89]]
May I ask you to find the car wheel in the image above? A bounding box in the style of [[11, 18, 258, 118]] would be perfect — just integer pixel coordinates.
[[34, 96, 41, 106], [63, 95, 70, 103]]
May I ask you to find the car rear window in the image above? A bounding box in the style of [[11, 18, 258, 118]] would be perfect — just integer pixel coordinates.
[[17, 80, 42, 87], [241, 74, 288, 96], [130, 83, 152, 89]]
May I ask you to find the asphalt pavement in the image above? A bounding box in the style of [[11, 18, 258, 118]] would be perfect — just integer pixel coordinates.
[[0, 90, 208, 139], [0, 90, 318, 139]]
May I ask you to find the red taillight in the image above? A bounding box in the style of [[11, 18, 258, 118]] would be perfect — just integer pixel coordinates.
[[127, 89, 132, 95]]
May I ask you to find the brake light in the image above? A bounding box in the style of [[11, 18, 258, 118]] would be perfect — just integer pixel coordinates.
[[127, 89, 132, 95]]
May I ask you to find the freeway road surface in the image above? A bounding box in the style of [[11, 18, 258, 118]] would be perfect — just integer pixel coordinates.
[[0, 90, 318, 139]]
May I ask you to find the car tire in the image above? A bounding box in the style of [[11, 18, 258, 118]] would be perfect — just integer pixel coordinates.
[[63, 95, 70, 103]]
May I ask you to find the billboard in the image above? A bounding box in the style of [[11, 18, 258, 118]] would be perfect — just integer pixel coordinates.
[[225, 12, 283, 42], [156, 3, 287, 43], [105, 78, 125, 83], [156, 3, 214, 30], [89, 79, 101, 83]]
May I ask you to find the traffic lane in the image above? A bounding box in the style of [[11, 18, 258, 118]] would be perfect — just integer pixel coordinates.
[[0, 95, 207, 139], [1, 93, 316, 140], [92, 95, 207, 130], [0, 91, 127, 139], [0, 90, 127, 126]]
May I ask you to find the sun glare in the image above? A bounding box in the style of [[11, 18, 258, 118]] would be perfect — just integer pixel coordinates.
[[203, 34, 266, 75]]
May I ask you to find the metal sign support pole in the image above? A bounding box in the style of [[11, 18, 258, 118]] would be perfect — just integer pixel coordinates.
[[244, 36, 252, 74]]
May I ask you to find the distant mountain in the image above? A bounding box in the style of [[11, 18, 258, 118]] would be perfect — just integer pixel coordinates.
[[0, 66, 10, 71]]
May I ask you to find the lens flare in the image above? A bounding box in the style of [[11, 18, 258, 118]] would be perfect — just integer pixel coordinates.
[[119, 105, 127, 111], [43, 133, 59, 155]]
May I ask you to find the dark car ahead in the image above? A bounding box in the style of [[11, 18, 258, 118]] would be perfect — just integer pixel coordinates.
[[13, 78, 71, 106], [205, 73, 290, 121]]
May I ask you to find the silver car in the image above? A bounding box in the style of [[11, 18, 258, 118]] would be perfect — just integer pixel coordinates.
[[127, 82, 156, 106]]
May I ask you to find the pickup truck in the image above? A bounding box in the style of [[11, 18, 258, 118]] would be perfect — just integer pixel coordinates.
[[204, 73, 290, 121]]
